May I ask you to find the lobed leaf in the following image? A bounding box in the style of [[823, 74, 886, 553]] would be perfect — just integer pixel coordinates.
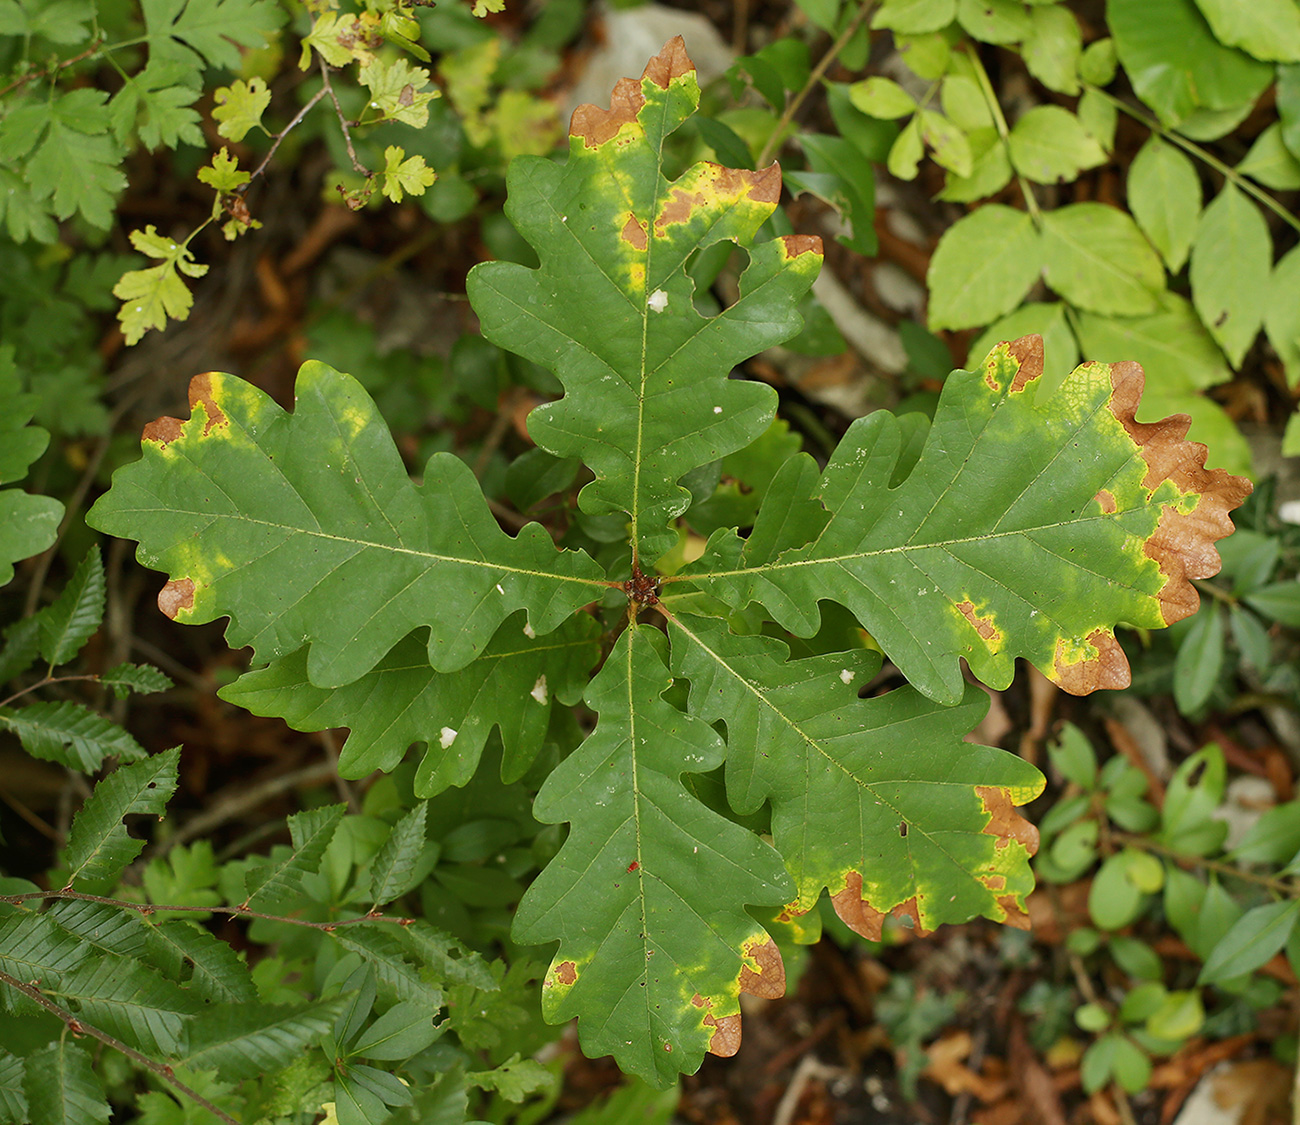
[[0, 351, 62, 588], [64, 748, 181, 889], [469, 37, 822, 565], [87, 365, 607, 687], [667, 613, 1043, 936], [514, 625, 792, 1087], [683, 337, 1251, 705], [222, 612, 600, 795], [142, 0, 284, 69]]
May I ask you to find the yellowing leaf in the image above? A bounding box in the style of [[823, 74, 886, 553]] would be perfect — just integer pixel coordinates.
[[379, 146, 436, 202], [112, 226, 208, 344], [212, 77, 271, 142]]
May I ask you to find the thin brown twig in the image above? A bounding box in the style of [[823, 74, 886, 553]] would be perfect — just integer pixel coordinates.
[[0, 967, 241, 1125], [241, 84, 330, 188], [0, 888, 412, 930], [318, 61, 368, 176], [0, 38, 104, 98], [756, 0, 878, 169]]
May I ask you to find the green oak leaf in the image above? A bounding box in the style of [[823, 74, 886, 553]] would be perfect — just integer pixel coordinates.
[[667, 613, 1043, 936], [680, 337, 1251, 705], [468, 37, 822, 565], [221, 612, 600, 794], [86, 364, 607, 687], [513, 624, 792, 1087]]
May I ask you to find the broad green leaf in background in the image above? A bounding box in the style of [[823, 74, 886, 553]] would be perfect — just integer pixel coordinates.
[[514, 625, 792, 1088], [64, 748, 181, 888], [1190, 0, 1300, 62], [1238, 123, 1300, 190], [0, 349, 62, 587], [667, 613, 1043, 938], [790, 133, 877, 254], [1127, 137, 1201, 272], [1023, 5, 1083, 94], [1173, 604, 1224, 713], [87, 365, 607, 687], [23, 1040, 109, 1125], [1190, 184, 1271, 366], [1107, 0, 1272, 126], [873, 0, 958, 34], [918, 110, 972, 176], [222, 613, 601, 794], [1007, 106, 1106, 184], [1266, 244, 1300, 385], [957, 0, 1031, 43], [1199, 899, 1300, 983], [926, 205, 1042, 330], [469, 39, 821, 565], [847, 76, 917, 119], [682, 338, 1252, 705], [1040, 203, 1164, 315]]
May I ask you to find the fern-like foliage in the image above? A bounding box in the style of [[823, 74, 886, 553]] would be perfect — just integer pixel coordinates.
[[86, 39, 1251, 1087]]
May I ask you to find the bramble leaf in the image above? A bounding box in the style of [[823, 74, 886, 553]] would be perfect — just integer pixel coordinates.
[[86, 365, 607, 687], [179, 998, 348, 1078], [0, 700, 147, 771], [469, 37, 822, 564], [64, 748, 181, 889], [242, 803, 346, 909], [514, 625, 792, 1087], [666, 613, 1043, 937], [37, 548, 104, 667], [24, 1040, 109, 1125], [683, 337, 1251, 705]]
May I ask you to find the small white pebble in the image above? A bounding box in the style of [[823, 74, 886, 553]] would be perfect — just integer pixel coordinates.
[[530, 675, 548, 704], [1280, 500, 1300, 525], [439, 727, 457, 749], [840, 669, 854, 684], [648, 289, 668, 313]]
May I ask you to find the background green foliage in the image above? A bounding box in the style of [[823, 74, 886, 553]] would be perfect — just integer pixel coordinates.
[[1, 1, 1299, 1123]]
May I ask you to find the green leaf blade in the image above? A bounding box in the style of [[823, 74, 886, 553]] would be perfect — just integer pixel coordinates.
[[1190, 183, 1271, 366], [37, 548, 105, 667], [926, 204, 1042, 331]]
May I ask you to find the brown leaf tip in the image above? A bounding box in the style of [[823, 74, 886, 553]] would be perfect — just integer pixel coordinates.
[[158, 578, 195, 620], [781, 233, 823, 259], [1105, 360, 1253, 626], [570, 37, 694, 149], [738, 937, 786, 999], [831, 872, 929, 941], [983, 334, 1043, 393], [975, 785, 1039, 856], [142, 417, 184, 446], [1051, 628, 1131, 695], [705, 1012, 742, 1057], [188, 373, 228, 435]]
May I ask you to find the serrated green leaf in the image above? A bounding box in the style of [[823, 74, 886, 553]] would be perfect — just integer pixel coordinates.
[[19, 89, 127, 229], [1108, 0, 1272, 126], [1041, 202, 1164, 315], [514, 625, 792, 1088], [365, 803, 429, 909], [113, 226, 209, 345], [179, 996, 347, 1078], [360, 59, 439, 128], [1190, 184, 1271, 366], [0, 912, 87, 981], [466, 1054, 553, 1102], [1191, 0, 1300, 61], [101, 663, 174, 699], [45, 900, 149, 961], [926, 204, 1042, 330], [87, 365, 606, 685], [684, 339, 1251, 705], [0, 0, 93, 44], [1126, 137, 1201, 273], [243, 803, 346, 909], [1199, 899, 1300, 984], [329, 924, 444, 1008], [0, 1051, 26, 1125], [221, 612, 600, 794], [142, 0, 284, 68], [108, 60, 203, 151], [873, 0, 957, 34], [1008, 106, 1106, 183], [212, 77, 271, 142], [64, 748, 180, 888], [669, 614, 1043, 938], [1023, 5, 1082, 94], [0, 701, 146, 771], [24, 1040, 109, 1125], [53, 954, 198, 1056], [379, 146, 437, 203], [143, 921, 254, 1004], [468, 39, 822, 564], [37, 548, 104, 667]]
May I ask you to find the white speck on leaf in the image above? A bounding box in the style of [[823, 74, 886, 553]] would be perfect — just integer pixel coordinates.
[[523, 621, 536, 639], [648, 289, 668, 312], [495, 583, 504, 594], [439, 727, 457, 749], [530, 675, 548, 704], [713, 406, 722, 414], [840, 669, 854, 684]]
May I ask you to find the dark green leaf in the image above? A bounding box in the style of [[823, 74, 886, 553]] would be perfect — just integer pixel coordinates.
[[54, 954, 197, 1056], [1172, 604, 1223, 713], [180, 997, 347, 1078], [243, 803, 346, 909], [36, 548, 104, 667], [24, 1040, 109, 1125], [1244, 581, 1300, 627], [366, 802, 430, 908], [0, 701, 146, 771]]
